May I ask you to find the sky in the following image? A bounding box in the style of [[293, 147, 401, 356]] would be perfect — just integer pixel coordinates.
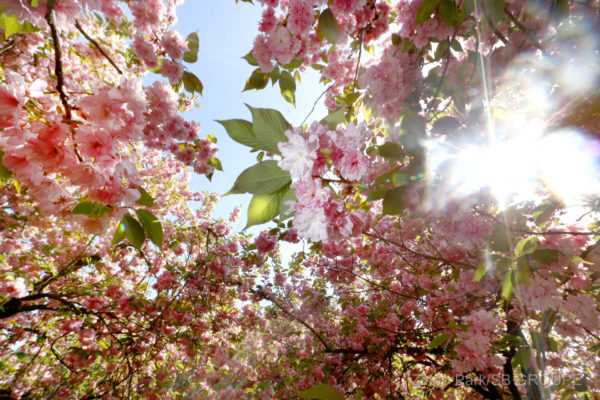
[[173, 0, 327, 231]]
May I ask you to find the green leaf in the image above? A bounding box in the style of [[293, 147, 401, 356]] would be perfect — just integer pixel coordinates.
[[135, 209, 163, 247], [72, 199, 110, 219], [183, 32, 199, 63], [490, 223, 511, 252], [283, 58, 304, 70], [561, 389, 576, 400], [148, 58, 164, 74], [552, 0, 569, 21], [316, 8, 339, 44], [378, 142, 406, 160], [533, 199, 559, 227], [135, 187, 155, 207], [123, 214, 145, 249], [216, 119, 263, 150], [484, 0, 504, 25], [208, 157, 223, 171], [459, 0, 475, 21], [501, 270, 513, 299], [246, 192, 281, 229], [244, 68, 270, 91], [574, 376, 588, 392], [401, 111, 426, 136], [530, 249, 561, 265], [516, 258, 531, 285], [382, 186, 406, 215], [182, 71, 203, 95], [242, 50, 258, 66], [270, 67, 280, 84], [297, 383, 345, 400], [429, 333, 452, 349], [512, 347, 531, 372], [0, 14, 40, 39], [229, 160, 291, 195], [279, 70, 296, 106], [431, 116, 461, 134], [246, 105, 290, 155], [366, 188, 388, 202], [514, 236, 539, 258], [416, 0, 439, 25], [280, 187, 296, 220], [321, 108, 346, 130], [31, 0, 39, 6], [473, 257, 491, 282], [374, 171, 408, 187], [112, 219, 126, 247], [438, 0, 459, 28], [0, 151, 12, 182], [450, 38, 463, 52]]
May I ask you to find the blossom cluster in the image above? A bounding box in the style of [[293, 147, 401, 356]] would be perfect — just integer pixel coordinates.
[[278, 121, 373, 241]]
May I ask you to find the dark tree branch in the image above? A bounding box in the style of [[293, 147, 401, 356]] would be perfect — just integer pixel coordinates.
[[45, 5, 83, 162], [75, 20, 123, 75], [504, 9, 550, 57]]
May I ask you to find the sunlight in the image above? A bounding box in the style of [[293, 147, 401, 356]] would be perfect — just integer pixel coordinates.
[[427, 24, 600, 208], [429, 123, 600, 206]]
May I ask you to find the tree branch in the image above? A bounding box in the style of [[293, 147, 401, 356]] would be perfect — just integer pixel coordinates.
[[75, 20, 123, 75], [45, 5, 83, 162], [504, 9, 550, 57]]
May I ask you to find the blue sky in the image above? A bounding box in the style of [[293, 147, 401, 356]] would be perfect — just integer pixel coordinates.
[[173, 1, 326, 229]]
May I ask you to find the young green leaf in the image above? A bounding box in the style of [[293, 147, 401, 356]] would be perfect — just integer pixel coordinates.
[[182, 71, 204, 95], [297, 383, 345, 400], [246, 105, 290, 154], [183, 32, 199, 63], [438, 0, 459, 28], [229, 160, 291, 195], [123, 214, 145, 249], [243, 68, 270, 91], [501, 270, 513, 299], [246, 192, 281, 229], [382, 186, 407, 215], [514, 236, 539, 259], [378, 142, 406, 160], [111, 219, 126, 247], [72, 199, 110, 219], [316, 8, 339, 44], [0, 151, 13, 181], [216, 119, 263, 150], [429, 333, 452, 349], [279, 70, 296, 106], [431, 116, 461, 134], [242, 50, 259, 66], [484, 0, 505, 25], [135, 209, 163, 248], [135, 187, 155, 207], [321, 108, 346, 130], [416, 0, 439, 25]]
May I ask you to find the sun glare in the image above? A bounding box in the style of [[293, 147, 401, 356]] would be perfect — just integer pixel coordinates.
[[427, 27, 600, 209]]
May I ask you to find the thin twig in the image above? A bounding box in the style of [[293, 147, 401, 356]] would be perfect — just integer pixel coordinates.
[[300, 84, 333, 126], [505, 9, 550, 57], [0, 39, 15, 56], [253, 288, 332, 351], [75, 20, 123, 75]]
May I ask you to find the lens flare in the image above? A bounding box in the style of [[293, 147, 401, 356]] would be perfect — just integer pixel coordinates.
[[426, 20, 600, 208]]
